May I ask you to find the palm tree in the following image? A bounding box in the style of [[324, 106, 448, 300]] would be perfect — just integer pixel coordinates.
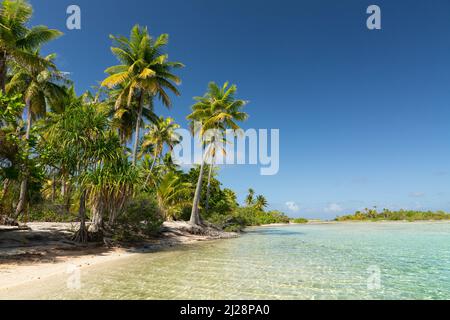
[[245, 188, 255, 206], [7, 52, 67, 218], [205, 162, 218, 213], [223, 188, 238, 209], [101, 25, 183, 165], [255, 195, 268, 211], [0, 0, 62, 92], [140, 116, 181, 173], [154, 171, 192, 221], [187, 82, 248, 225]]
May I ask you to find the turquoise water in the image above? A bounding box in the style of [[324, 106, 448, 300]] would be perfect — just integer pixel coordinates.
[[5, 222, 450, 300]]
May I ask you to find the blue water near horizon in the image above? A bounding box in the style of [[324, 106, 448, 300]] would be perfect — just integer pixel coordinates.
[[5, 222, 450, 300]]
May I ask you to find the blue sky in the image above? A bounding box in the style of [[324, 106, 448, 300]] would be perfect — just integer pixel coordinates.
[[30, 0, 450, 219]]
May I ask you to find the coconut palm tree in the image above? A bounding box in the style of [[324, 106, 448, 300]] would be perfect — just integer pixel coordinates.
[[154, 171, 192, 221], [255, 195, 268, 211], [186, 82, 248, 225], [107, 84, 158, 146], [0, 0, 62, 92], [101, 25, 183, 165], [140, 116, 181, 173], [245, 188, 255, 206], [7, 51, 67, 218]]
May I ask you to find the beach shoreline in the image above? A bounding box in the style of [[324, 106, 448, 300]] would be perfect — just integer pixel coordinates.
[[0, 221, 238, 295]]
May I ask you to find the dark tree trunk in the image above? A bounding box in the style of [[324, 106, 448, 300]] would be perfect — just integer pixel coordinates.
[[64, 182, 71, 215], [51, 175, 56, 202], [73, 189, 88, 243], [0, 51, 7, 93]]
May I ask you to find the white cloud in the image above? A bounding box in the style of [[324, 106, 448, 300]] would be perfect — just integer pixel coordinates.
[[324, 203, 344, 213], [285, 202, 300, 212], [409, 192, 425, 198]]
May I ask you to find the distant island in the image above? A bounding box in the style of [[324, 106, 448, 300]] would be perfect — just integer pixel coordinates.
[[335, 208, 450, 222]]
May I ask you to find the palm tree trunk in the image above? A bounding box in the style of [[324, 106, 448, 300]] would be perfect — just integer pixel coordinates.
[[150, 153, 158, 172], [205, 161, 215, 213], [14, 106, 32, 219], [190, 147, 210, 226], [144, 151, 159, 186], [132, 93, 145, 166], [0, 51, 7, 93]]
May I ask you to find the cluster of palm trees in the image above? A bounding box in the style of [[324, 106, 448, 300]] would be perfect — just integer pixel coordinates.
[[0, 0, 252, 242], [245, 188, 269, 212]]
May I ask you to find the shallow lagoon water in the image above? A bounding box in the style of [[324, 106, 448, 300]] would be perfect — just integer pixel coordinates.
[[5, 222, 450, 300]]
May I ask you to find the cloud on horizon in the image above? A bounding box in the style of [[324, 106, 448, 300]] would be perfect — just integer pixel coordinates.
[[324, 203, 344, 213], [285, 202, 300, 212], [409, 192, 425, 198]]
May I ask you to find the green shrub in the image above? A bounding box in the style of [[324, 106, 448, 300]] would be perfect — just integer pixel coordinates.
[[20, 203, 77, 223], [291, 218, 308, 224], [113, 196, 163, 241], [207, 207, 291, 231]]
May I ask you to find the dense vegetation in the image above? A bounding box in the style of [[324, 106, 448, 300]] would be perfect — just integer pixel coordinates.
[[291, 218, 309, 224], [0, 0, 293, 242], [335, 208, 450, 222]]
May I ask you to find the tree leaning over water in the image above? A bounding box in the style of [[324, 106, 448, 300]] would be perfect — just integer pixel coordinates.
[[187, 82, 248, 225]]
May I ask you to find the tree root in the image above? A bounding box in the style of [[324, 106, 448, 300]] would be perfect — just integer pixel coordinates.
[[0, 215, 19, 226], [72, 224, 89, 244]]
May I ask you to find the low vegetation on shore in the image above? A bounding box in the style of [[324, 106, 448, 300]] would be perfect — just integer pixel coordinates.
[[335, 208, 450, 222], [291, 218, 309, 224], [0, 0, 296, 245]]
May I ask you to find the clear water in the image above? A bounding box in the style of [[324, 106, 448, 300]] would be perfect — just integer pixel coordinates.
[[4, 222, 450, 300]]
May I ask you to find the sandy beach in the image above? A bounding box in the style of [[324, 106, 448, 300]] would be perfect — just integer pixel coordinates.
[[0, 222, 238, 296]]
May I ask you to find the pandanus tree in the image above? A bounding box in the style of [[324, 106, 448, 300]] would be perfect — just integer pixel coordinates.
[[0, 0, 62, 92], [7, 52, 67, 218], [186, 82, 248, 225], [101, 25, 183, 165], [39, 86, 79, 213], [42, 101, 121, 243], [83, 151, 139, 235]]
